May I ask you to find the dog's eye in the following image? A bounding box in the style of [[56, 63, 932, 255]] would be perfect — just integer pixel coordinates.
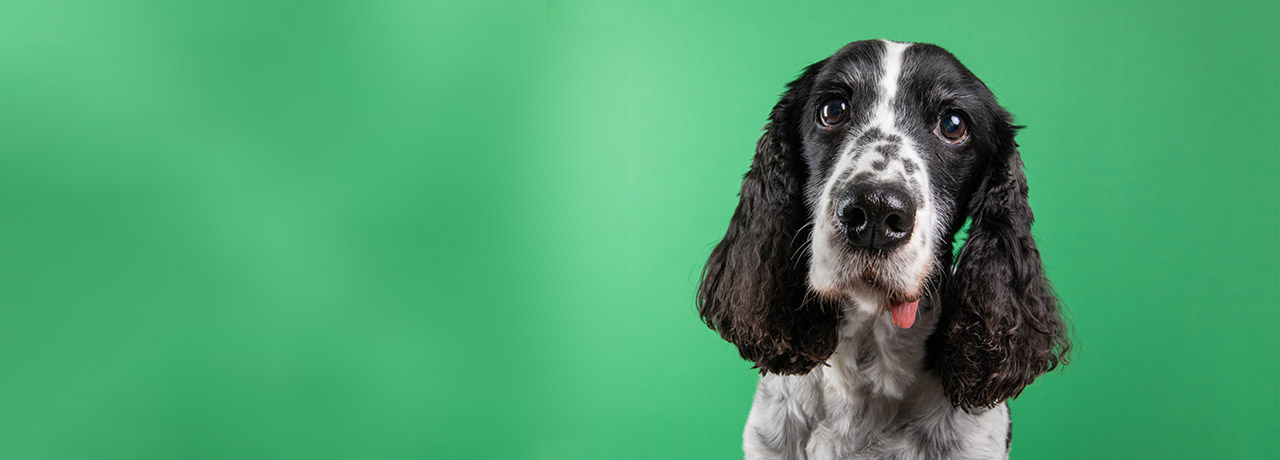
[[936, 112, 968, 143], [819, 98, 849, 127]]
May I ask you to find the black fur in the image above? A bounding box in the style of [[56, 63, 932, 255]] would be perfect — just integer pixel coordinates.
[[697, 40, 1069, 407], [696, 60, 842, 375], [935, 142, 1071, 409]]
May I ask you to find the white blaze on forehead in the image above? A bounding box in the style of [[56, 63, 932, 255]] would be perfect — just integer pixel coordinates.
[[873, 39, 910, 128]]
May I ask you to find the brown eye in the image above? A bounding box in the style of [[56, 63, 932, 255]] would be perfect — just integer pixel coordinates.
[[936, 112, 967, 143], [819, 98, 849, 126]]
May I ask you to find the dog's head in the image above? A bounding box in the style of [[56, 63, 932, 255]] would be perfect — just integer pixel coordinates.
[[697, 40, 1069, 410]]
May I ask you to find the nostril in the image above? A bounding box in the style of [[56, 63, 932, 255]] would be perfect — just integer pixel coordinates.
[[884, 213, 910, 233], [845, 207, 867, 229]]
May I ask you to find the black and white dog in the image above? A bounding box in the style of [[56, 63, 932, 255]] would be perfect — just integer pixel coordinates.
[[697, 40, 1070, 459]]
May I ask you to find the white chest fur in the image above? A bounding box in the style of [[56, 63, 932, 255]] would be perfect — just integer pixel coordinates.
[[740, 299, 1012, 460]]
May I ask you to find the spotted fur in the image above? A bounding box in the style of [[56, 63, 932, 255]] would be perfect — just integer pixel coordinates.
[[697, 40, 1070, 459]]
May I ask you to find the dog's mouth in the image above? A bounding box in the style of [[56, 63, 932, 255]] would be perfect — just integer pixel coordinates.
[[810, 233, 934, 329], [861, 263, 925, 329]]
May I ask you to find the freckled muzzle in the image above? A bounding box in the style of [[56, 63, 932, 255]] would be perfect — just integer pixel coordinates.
[[834, 184, 916, 251]]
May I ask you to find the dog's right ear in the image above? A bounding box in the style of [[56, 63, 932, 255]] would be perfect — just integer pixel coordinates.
[[697, 60, 841, 375]]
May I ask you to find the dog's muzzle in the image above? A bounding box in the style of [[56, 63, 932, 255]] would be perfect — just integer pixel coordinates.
[[835, 184, 916, 251]]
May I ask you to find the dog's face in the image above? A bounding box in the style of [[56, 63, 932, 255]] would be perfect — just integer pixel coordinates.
[[799, 41, 1010, 324], [698, 40, 1068, 410]]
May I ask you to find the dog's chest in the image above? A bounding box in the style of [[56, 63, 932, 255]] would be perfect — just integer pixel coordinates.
[[741, 312, 1010, 460], [745, 372, 1010, 460]]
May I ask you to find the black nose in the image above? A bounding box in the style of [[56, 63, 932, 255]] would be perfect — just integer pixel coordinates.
[[836, 185, 916, 251]]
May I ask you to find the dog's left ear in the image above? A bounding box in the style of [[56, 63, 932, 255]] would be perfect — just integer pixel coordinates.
[[937, 125, 1071, 411]]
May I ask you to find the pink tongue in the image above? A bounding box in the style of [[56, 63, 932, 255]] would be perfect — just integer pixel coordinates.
[[890, 300, 919, 329]]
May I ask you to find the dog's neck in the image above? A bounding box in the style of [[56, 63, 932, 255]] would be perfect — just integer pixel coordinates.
[[819, 296, 941, 400]]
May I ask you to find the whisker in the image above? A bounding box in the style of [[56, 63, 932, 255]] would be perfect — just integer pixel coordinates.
[[790, 221, 816, 247], [791, 239, 814, 269]]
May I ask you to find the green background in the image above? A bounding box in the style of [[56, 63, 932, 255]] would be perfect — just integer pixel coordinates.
[[1, 0, 1276, 458]]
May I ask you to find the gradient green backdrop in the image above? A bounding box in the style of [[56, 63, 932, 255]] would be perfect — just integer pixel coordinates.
[[1, 1, 1276, 459]]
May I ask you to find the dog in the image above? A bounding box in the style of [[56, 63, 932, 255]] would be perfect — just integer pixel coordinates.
[[697, 39, 1070, 459]]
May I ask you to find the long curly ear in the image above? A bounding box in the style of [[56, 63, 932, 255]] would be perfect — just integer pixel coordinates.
[[697, 61, 841, 375], [938, 132, 1071, 410]]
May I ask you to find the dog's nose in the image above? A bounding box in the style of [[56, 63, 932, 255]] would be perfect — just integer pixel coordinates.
[[837, 185, 916, 251]]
